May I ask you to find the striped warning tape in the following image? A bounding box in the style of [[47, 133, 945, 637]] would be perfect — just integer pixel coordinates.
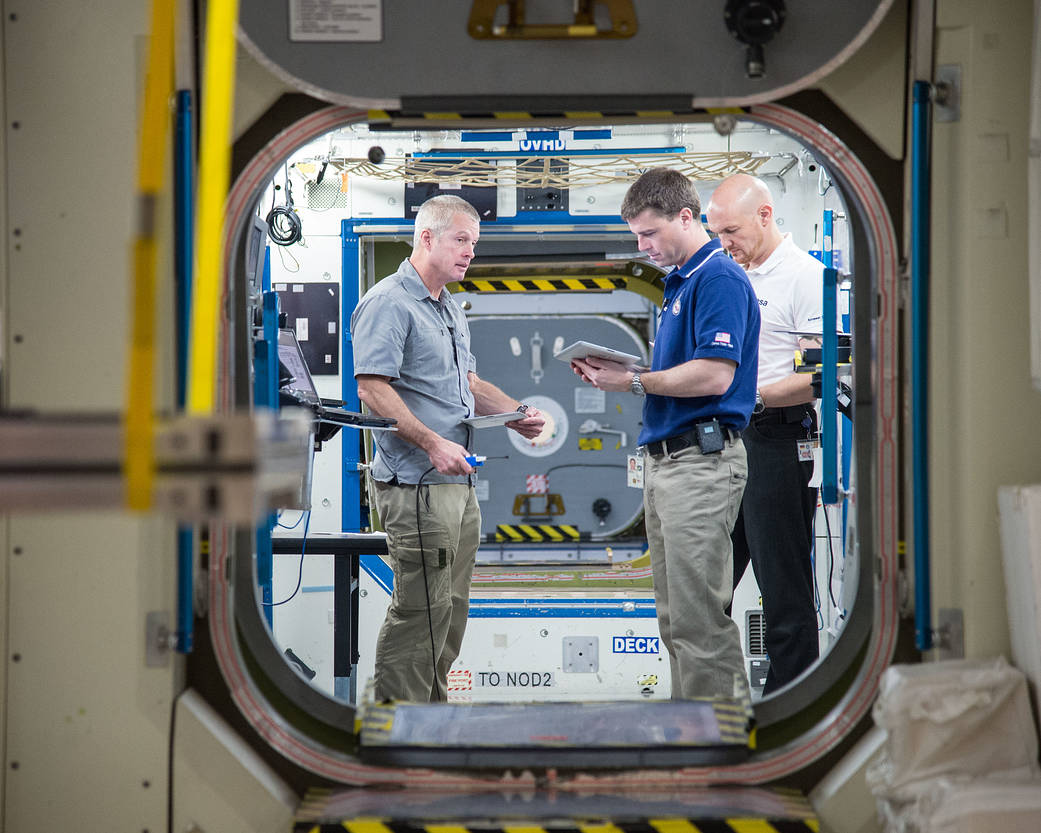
[[294, 815, 819, 832], [368, 108, 723, 124], [451, 276, 628, 293], [357, 701, 397, 745], [493, 523, 585, 543], [712, 699, 756, 748]]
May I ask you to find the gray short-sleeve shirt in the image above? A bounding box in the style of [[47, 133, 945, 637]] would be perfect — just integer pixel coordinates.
[[351, 259, 476, 485]]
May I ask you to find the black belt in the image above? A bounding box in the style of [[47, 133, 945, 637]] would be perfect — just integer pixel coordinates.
[[753, 404, 814, 425], [644, 425, 740, 457]]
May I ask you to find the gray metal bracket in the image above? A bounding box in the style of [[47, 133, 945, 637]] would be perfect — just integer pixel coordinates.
[[935, 608, 965, 659], [934, 64, 962, 123], [145, 611, 175, 667]]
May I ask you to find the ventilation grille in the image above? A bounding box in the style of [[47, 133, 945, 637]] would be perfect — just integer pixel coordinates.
[[305, 179, 349, 211], [745, 610, 767, 657]]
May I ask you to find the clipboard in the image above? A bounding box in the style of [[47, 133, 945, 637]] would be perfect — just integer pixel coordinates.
[[552, 340, 643, 369], [462, 411, 527, 429]]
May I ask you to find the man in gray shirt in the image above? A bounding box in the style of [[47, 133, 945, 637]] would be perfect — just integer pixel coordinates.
[[351, 195, 545, 702]]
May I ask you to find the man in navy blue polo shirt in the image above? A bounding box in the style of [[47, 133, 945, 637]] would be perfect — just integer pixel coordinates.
[[572, 168, 760, 701]]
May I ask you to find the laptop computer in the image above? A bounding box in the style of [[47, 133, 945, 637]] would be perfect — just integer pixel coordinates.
[[277, 329, 396, 430]]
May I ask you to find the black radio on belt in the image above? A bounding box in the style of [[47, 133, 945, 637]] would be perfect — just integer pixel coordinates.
[[695, 418, 726, 454]]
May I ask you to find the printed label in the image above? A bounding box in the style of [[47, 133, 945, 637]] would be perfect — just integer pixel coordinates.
[[447, 669, 472, 691], [289, 0, 382, 42], [525, 474, 549, 494], [574, 386, 606, 414], [612, 636, 660, 654], [475, 671, 555, 687]]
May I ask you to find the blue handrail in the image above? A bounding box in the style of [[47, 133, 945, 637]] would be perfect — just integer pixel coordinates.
[[341, 222, 363, 532], [821, 209, 839, 505], [912, 80, 933, 651], [822, 265, 839, 505], [254, 286, 279, 627], [174, 89, 194, 654]]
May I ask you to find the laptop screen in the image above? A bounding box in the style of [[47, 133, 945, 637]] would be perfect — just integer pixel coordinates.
[[277, 328, 320, 407]]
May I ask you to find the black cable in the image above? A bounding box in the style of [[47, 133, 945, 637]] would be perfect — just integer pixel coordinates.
[[266, 205, 302, 246], [811, 487, 823, 631], [276, 509, 306, 530], [823, 494, 838, 608], [262, 510, 311, 607], [415, 466, 441, 700], [544, 462, 626, 477], [266, 164, 303, 246]]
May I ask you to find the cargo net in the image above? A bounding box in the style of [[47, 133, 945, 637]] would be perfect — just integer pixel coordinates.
[[325, 151, 769, 189]]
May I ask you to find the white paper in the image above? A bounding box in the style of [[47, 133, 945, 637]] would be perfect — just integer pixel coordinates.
[[808, 446, 823, 488]]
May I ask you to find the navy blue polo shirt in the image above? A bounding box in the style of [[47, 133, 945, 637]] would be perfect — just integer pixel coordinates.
[[638, 239, 761, 445]]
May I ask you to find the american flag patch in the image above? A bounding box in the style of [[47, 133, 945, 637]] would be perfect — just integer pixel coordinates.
[[526, 474, 549, 494], [713, 331, 732, 346]]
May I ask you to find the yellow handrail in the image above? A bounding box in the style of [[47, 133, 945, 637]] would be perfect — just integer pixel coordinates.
[[187, 0, 239, 415], [125, 0, 175, 509]]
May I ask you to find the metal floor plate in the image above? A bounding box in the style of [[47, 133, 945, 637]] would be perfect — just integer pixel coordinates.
[[357, 695, 755, 769]]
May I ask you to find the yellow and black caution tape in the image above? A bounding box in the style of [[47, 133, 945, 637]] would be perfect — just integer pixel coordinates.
[[451, 276, 628, 293], [494, 524, 584, 543], [357, 701, 396, 744], [294, 815, 819, 833], [369, 108, 708, 125], [367, 106, 753, 133], [712, 699, 756, 748]]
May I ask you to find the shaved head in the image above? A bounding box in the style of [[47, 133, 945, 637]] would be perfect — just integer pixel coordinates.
[[705, 173, 783, 269], [709, 173, 774, 217]]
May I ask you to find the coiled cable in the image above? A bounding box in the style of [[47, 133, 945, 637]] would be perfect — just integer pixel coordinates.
[[266, 164, 302, 246]]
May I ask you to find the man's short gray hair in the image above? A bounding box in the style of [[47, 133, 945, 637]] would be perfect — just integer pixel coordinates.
[[412, 195, 481, 249]]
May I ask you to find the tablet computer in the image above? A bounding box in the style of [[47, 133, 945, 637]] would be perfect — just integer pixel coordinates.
[[552, 340, 643, 369], [462, 411, 527, 429]]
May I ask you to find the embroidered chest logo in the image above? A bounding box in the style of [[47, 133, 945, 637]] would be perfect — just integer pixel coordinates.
[[671, 297, 682, 316]]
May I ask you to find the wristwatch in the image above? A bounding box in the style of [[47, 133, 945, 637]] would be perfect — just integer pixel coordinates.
[[630, 372, 646, 397], [753, 390, 766, 414], [516, 403, 529, 413]]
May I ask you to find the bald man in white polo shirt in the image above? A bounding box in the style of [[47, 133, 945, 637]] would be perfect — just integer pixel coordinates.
[[706, 173, 823, 694]]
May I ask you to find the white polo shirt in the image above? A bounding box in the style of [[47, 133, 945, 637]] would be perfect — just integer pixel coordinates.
[[745, 233, 825, 388]]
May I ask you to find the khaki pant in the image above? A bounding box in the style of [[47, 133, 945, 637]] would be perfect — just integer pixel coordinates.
[[643, 437, 749, 701], [372, 481, 480, 702]]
